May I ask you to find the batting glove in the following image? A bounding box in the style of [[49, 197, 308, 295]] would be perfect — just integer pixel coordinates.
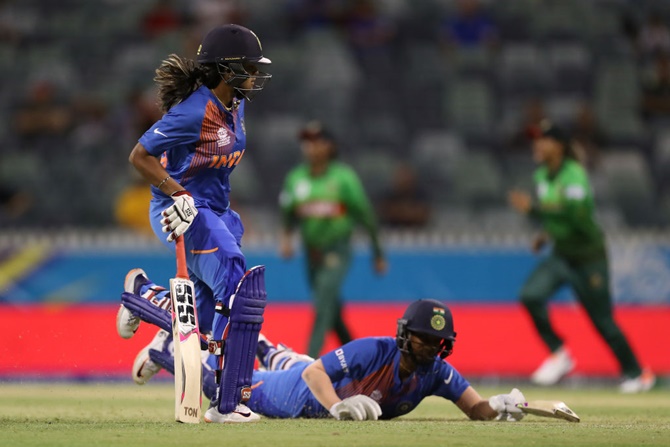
[[329, 395, 382, 421], [162, 191, 198, 243], [488, 388, 526, 422]]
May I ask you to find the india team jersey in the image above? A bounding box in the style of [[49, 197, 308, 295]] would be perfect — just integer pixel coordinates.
[[138, 86, 247, 214], [247, 337, 470, 419]]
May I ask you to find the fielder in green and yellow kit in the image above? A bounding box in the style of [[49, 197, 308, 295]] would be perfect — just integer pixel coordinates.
[[507, 120, 655, 393], [279, 121, 387, 358]]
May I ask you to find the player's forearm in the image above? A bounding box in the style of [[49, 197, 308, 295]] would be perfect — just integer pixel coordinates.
[[129, 143, 182, 196], [301, 361, 341, 410], [456, 387, 498, 421], [469, 401, 499, 421]]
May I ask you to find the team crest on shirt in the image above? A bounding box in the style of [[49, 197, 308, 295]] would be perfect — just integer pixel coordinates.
[[217, 127, 231, 147]]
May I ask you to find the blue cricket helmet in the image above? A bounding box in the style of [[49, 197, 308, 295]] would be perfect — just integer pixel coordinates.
[[396, 299, 457, 359]]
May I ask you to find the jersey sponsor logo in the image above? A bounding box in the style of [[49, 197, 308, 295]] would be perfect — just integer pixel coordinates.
[[334, 348, 349, 373], [154, 128, 168, 138], [208, 149, 245, 170], [444, 369, 454, 385], [297, 201, 345, 218], [217, 127, 231, 147]]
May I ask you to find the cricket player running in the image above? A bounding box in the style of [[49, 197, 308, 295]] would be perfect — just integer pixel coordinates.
[[507, 120, 655, 393], [120, 284, 528, 421], [116, 24, 273, 422]]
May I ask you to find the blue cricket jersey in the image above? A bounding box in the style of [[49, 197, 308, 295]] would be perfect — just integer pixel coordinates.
[[138, 86, 247, 215], [247, 337, 470, 419]]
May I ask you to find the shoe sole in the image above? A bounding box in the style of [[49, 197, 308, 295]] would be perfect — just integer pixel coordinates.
[[117, 269, 147, 339], [204, 413, 261, 423], [132, 346, 153, 385], [132, 330, 168, 385], [116, 305, 140, 339]]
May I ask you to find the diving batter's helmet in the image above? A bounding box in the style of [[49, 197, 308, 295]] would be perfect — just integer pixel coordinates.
[[396, 299, 457, 360], [196, 24, 271, 101]]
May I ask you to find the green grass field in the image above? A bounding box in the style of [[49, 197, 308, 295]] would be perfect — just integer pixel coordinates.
[[2, 382, 668, 447]]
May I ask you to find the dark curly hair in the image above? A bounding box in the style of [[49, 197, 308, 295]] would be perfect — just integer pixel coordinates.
[[153, 54, 222, 113]]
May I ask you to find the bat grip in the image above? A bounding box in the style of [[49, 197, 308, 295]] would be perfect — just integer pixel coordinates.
[[175, 235, 189, 279]]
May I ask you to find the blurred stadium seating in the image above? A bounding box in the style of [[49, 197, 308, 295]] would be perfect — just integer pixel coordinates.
[[0, 0, 668, 232]]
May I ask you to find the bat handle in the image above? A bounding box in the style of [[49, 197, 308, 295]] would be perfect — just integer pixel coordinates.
[[175, 235, 189, 279]]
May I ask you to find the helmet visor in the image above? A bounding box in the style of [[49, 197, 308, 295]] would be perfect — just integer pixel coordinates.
[[216, 60, 272, 101]]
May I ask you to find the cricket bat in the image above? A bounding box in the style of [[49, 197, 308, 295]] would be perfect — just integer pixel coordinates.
[[517, 400, 580, 423], [170, 235, 202, 423]]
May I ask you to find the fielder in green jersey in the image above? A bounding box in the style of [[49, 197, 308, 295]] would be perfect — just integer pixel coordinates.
[[507, 120, 655, 394], [279, 121, 387, 357]]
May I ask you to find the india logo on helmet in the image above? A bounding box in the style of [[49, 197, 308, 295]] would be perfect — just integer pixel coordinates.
[[431, 307, 446, 331]]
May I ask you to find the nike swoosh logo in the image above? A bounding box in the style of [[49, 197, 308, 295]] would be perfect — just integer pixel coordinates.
[[444, 369, 454, 385], [154, 128, 168, 138], [234, 411, 251, 417]]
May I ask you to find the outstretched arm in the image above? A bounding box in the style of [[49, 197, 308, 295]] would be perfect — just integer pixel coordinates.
[[301, 359, 381, 420], [455, 386, 499, 420], [455, 387, 526, 421]]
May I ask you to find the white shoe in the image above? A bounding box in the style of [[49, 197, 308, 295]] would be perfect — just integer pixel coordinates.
[[531, 347, 575, 386], [204, 404, 261, 423], [132, 329, 169, 385], [116, 268, 147, 339], [620, 369, 656, 394]]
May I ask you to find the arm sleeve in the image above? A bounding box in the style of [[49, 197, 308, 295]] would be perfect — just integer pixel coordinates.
[[138, 105, 203, 157], [431, 362, 471, 402], [342, 169, 383, 258], [320, 338, 381, 384]]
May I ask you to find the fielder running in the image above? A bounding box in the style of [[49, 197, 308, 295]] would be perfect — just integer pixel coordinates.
[[116, 24, 273, 423], [507, 120, 655, 393], [121, 281, 527, 422]]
